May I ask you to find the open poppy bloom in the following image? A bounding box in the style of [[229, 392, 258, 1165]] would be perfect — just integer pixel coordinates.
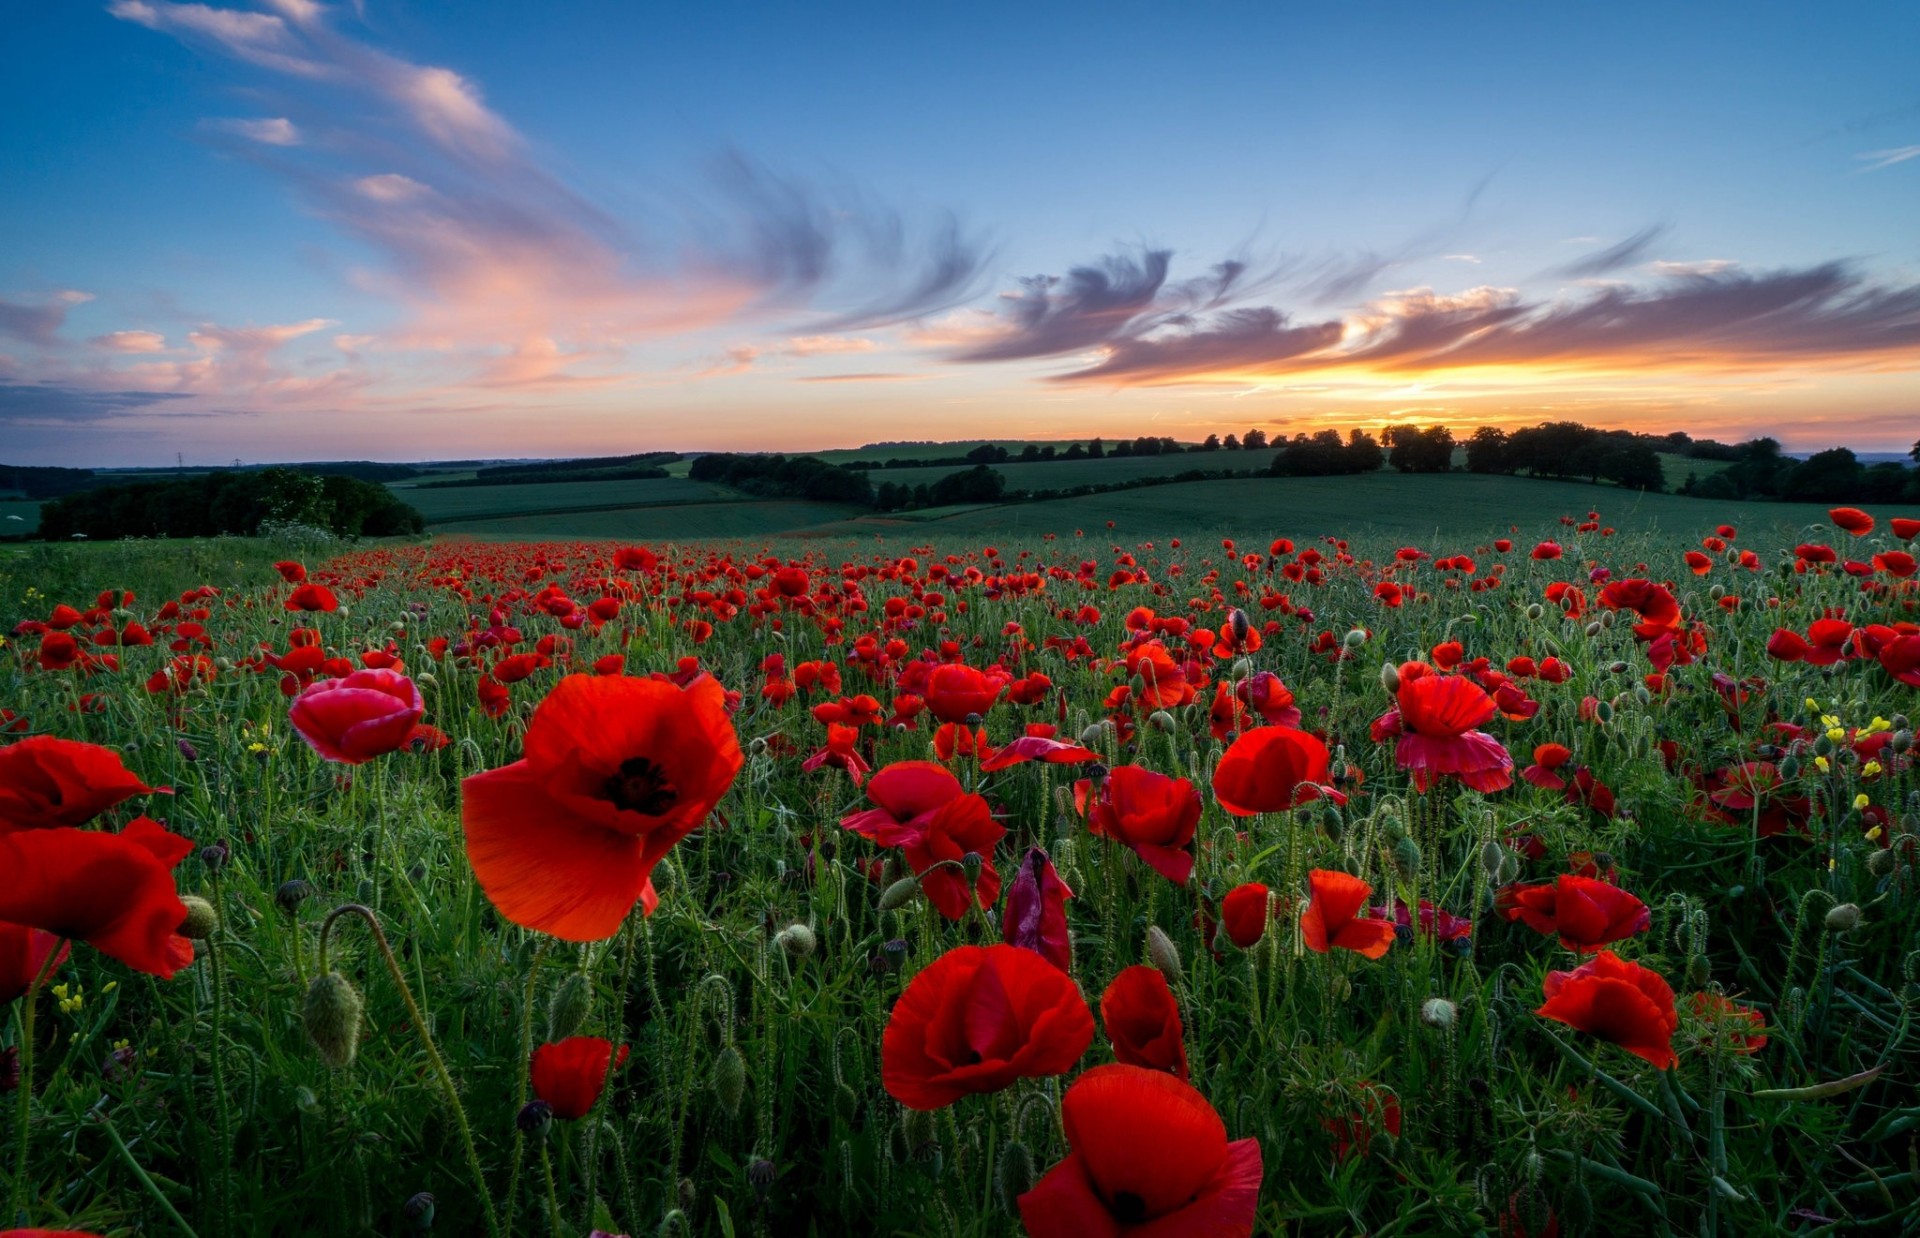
[[1003, 847, 1073, 972], [1688, 992, 1768, 1054], [288, 669, 425, 765], [1372, 667, 1513, 794], [1219, 882, 1272, 949], [1300, 870, 1395, 959], [285, 582, 339, 612], [1018, 1064, 1262, 1238], [840, 761, 1005, 919], [882, 944, 1093, 1110], [1101, 965, 1189, 1079], [1829, 507, 1874, 536], [1536, 950, 1678, 1069], [1211, 726, 1341, 817], [1497, 874, 1650, 952], [0, 736, 164, 833], [530, 1035, 630, 1120], [923, 663, 1007, 724], [1235, 672, 1302, 728], [1078, 766, 1203, 885], [0, 818, 194, 978], [462, 673, 743, 941], [1, 922, 69, 1004]]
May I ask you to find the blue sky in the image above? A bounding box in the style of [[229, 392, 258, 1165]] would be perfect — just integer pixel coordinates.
[[2, 1, 1916, 465]]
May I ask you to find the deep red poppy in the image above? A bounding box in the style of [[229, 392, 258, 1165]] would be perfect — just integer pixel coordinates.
[[285, 583, 340, 612], [1300, 870, 1394, 959], [1003, 847, 1074, 972], [462, 673, 743, 941], [1376, 670, 1513, 793], [1080, 766, 1203, 885], [1829, 507, 1874, 536], [923, 663, 1006, 725], [0, 736, 163, 834], [288, 669, 425, 765], [1101, 965, 1189, 1079], [1, 921, 69, 1004], [1211, 726, 1339, 817], [1220, 882, 1272, 949], [840, 762, 1005, 919], [882, 944, 1092, 1110], [1689, 992, 1768, 1054], [530, 1036, 630, 1120], [35, 632, 80, 672], [0, 818, 193, 978], [1497, 874, 1650, 952], [1018, 1064, 1262, 1238], [1536, 950, 1678, 1069]]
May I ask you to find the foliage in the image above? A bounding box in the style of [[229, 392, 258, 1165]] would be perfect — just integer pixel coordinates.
[[36, 468, 424, 541]]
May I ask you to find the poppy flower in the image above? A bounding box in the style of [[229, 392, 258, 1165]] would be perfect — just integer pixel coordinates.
[[0, 736, 164, 833], [1300, 870, 1394, 959], [1079, 766, 1203, 885], [1235, 672, 1301, 727], [1536, 950, 1678, 1069], [530, 1036, 630, 1120], [923, 663, 1006, 724], [1219, 883, 1272, 949], [1892, 517, 1920, 541], [289, 669, 426, 765], [462, 674, 743, 942], [1496, 875, 1650, 952], [882, 944, 1093, 1110], [1829, 507, 1874, 536], [840, 762, 1005, 919], [1211, 726, 1340, 817], [1101, 965, 1189, 1079], [1018, 1064, 1262, 1238], [978, 734, 1098, 772], [35, 632, 80, 672], [1521, 743, 1572, 790], [1003, 847, 1073, 972], [1, 921, 69, 1004], [0, 818, 194, 978], [1375, 670, 1513, 794], [1324, 1082, 1402, 1161], [285, 583, 339, 612], [1372, 898, 1473, 944], [1689, 992, 1768, 1054]]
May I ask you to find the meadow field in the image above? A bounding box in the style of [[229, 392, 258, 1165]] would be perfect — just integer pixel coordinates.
[[3, 488, 1918, 1238]]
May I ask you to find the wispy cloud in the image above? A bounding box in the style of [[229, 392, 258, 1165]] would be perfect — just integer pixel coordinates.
[[203, 116, 299, 145], [1856, 144, 1920, 172], [0, 382, 195, 423], [0, 292, 94, 346], [1545, 224, 1669, 279], [90, 330, 170, 353]]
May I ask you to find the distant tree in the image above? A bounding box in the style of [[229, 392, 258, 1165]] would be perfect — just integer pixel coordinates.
[[1019, 444, 1042, 462], [1345, 429, 1382, 472], [1112, 440, 1134, 457], [1911, 437, 1920, 466], [1243, 428, 1269, 450], [1384, 425, 1454, 473], [929, 465, 1005, 505], [1063, 443, 1086, 460], [1222, 434, 1241, 450], [1087, 438, 1105, 459], [1464, 426, 1511, 474], [1784, 448, 1862, 501], [1041, 445, 1057, 459], [1200, 434, 1221, 451], [966, 443, 1009, 463], [1602, 443, 1665, 492]]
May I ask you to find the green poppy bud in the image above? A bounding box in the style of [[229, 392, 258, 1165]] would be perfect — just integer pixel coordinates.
[[303, 971, 364, 1069]]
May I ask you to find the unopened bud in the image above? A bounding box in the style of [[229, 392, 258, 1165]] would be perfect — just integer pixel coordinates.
[[775, 924, 817, 958], [1420, 998, 1456, 1030], [712, 1044, 747, 1117], [1779, 754, 1802, 779], [1343, 629, 1368, 649], [1598, 610, 1615, 629], [1825, 903, 1861, 933], [997, 1140, 1036, 1213], [1891, 730, 1913, 755], [1145, 925, 1185, 985], [402, 1191, 436, 1231], [1479, 840, 1508, 880], [1379, 662, 1400, 695], [1686, 954, 1711, 987], [1079, 722, 1109, 748], [1867, 848, 1895, 877], [1607, 660, 1630, 675], [178, 895, 218, 940], [1525, 603, 1544, 620], [1390, 836, 1421, 881], [516, 1099, 553, 1138], [275, 879, 313, 915], [303, 971, 364, 1069], [1146, 709, 1176, 732], [879, 876, 922, 911], [1584, 621, 1603, 639], [546, 973, 592, 1042], [1595, 700, 1614, 724], [177, 738, 199, 762]]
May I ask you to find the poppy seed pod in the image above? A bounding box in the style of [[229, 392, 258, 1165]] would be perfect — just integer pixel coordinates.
[[516, 1098, 554, 1138], [303, 971, 364, 1069], [1825, 903, 1861, 933], [546, 972, 592, 1042], [712, 1044, 747, 1117], [275, 878, 314, 916], [177, 895, 218, 940], [1145, 924, 1184, 986]]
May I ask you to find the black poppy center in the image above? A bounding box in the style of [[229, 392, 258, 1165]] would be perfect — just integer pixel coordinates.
[[604, 757, 678, 815], [1111, 1191, 1148, 1223]]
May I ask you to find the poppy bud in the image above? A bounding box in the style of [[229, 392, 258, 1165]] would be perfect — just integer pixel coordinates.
[[1599, 610, 1615, 629], [1825, 903, 1861, 933], [1230, 657, 1254, 678], [1709, 584, 1725, 599], [1594, 700, 1613, 724], [200, 844, 228, 871], [1606, 660, 1629, 674], [1078, 723, 1108, 748], [1343, 629, 1367, 649], [748, 1158, 778, 1197], [879, 876, 922, 911], [1813, 734, 1834, 757], [1686, 954, 1711, 986], [1146, 709, 1175, 732], [1145, 924, 1184, 986], [177, 738, 200, 762], [775, 924, 817, 958], [516, 1099, 554, 1138], [1391, 836, 1421, 881], [1584, 621, 1602, 639], [1420, 998, 1456, 1030], [902, 1106, 937, 1155], [748, 736, 769, 756], [712, 1044, 747, 1117], [1634, 685, 1652, 706], [546, 973, 592, 1042], [1479, 840, 1508, 880], [997, 1139, 1035, 1213], [275, 879, 314, 916], [1892, 731, 1913, 755], [1378, 662, 1400, 694], [178, 895, 218, 940], [1526, 603, 1544, 620], [1779, 754, 1802, 779], [402, 1191, 435, 1231], [1867, 849, 1895, 877], [303, 971, 364, 1069]]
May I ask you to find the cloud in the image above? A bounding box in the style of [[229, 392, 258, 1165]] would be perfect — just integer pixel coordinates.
[[795, 372, 927, 383], [0, 382, 195, 423], [782, 335, 878, 357], [1546, 224, 1670, 279], [955, 249, 1175, 362], [90, 330, 169, 353], [204, 116, 299, 145], [0, 291, 93, 346], [1856, 144, 1920, 172]]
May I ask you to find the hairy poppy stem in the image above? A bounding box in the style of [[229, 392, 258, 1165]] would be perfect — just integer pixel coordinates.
[[503, 937, 551, 1234], [98, 1111, 204, 1238], [7, 943, 62, 1223], [207, 919, 237, 1238], [318, 904, 501, 1238]]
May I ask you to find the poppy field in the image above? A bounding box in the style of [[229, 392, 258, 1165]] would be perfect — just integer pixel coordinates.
[[4, 505, 1920, 1238]]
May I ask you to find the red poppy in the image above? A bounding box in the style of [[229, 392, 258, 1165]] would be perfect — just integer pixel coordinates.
[[285, 583, 340, 612], [35, 632, 80, 672], [1300, 870, 1394, 959], [530, 1036, 630, 1120], [923, 663, 1006, 725], [288, 669, 425, 765], [1235, 672, 1302, 727], [0, 818, 194, 978], [1003, 847, 1073, 972], [1497, 875, 1650, 952], [274, 560, 307, 583], [1324, 1082, 1402, 1161], [1220, 883, 1272, 949], [978, 734, 1099, 772], [1101, 965, 1189, 1079], [1079, 766, 1203, 885], [840, 762, 1005, 918], [1018, 1064, 1262, 1238], [882, 944, 1093, 1110], [462, 674, 743, 941], [1892, 517, 1920, 540], [1536, 950, 1678, 1069], [1, 921, 69, 1004], [1211, 726, 1340, 817], [1829, 507, 1874, 536], [0, 736, 163, 833], [1374, 669, 1513, 793], [1689, 992, 1768, 1054], [1521, 742, 1572, 790]]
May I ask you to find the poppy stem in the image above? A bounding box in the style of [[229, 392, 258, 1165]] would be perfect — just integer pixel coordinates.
[[503, 937, 551, 1234], [581, 912, 638, 1229], [6, 941, 62, 1223], [319, 904, 502, 1238], [97, 1110, 204, 1238]]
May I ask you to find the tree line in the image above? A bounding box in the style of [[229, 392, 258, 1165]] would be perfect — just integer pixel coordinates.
[[37, 468, 425, 541]]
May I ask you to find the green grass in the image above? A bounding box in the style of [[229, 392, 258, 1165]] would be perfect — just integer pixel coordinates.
[[1, 498, 41, 535], [394, 476, 733, 523], [430, 499, 864, 539], [856, 448, 1279, 492]]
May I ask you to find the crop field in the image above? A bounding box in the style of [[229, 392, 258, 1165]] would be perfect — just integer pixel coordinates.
[[3, 499, 1919, 1238], [396, 477, 735, 524], [844, 448, 1284, 492]]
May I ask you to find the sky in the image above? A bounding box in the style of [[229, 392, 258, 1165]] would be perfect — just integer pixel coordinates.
[[2, 1, 1917, 467]]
